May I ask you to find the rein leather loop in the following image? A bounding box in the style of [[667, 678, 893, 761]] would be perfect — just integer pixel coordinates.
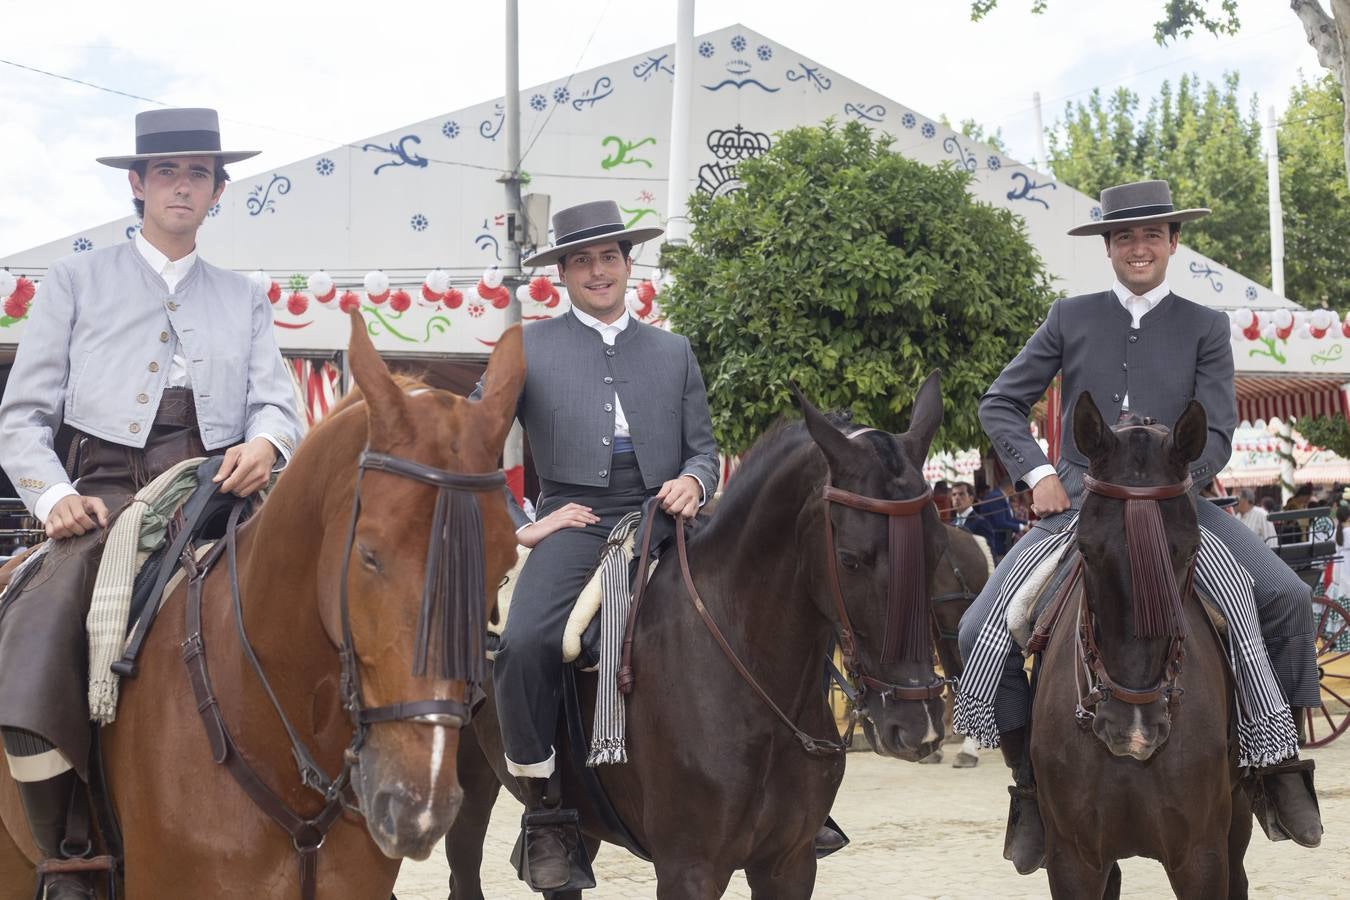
[[1082, 474, 1192, 502]]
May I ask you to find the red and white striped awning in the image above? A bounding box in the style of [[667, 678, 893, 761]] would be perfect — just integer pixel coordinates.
[[1234, 375, 1349, 424]]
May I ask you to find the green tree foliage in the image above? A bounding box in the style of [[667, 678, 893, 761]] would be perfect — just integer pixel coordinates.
[[940, 115, 1009, 153], [1045, 73, 1350, 310], [659, 122, 1058, 455], [1281, 73, 1350, 309], [1296, 414, 1350, 459], [1048, 73, 1271, 283]]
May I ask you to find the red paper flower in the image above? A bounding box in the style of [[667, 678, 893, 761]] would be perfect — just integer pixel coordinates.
[[267, 281, 281, 304], [286, 291, 309, 316], [367, 290, 389, 305], [390, 289, 411, 313], [3, 294, 29, 319], [339, 290, 361, 313], [314, 286, 337, 304], [443, 288, 464, 310], [1242, 325, 1260, 341], [421, 284, 443, 303], [10, 276, 35, 304], [477, 280, 511, 309]]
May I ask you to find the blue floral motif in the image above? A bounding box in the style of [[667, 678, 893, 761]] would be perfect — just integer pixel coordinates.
[[921, 122, 936, 139], [730, 35, 746, 52], [698, 41, 714, 58], [529, 93, 547, 112], [410, 213, 429, 232], [552, 86, 570, 105], [125, 222, 141, 240], [72, 237, 93, 252], [987, 155, 1001, 171], [247, 174, 292, 216], [315, 157, 335, 176], [756, 44, 772, 61], [1090, 205, 1103, 221], [1188, 261, 1224, 292], [207, 203, 221, 217], [442, 120, 460, 139], [571, 77, 614, 110], [1007, 172, 1057, 209], [1245, 285, 1258, 302], [361, 135, 428, 175], [901, 112, 916, 129]]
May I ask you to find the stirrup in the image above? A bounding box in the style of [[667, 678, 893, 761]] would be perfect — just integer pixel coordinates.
[[36, 856, 115, 900], [509, 807, 596, 893], [1249, 757, 1321, 847]]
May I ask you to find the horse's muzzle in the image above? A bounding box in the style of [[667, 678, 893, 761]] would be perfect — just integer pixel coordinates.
[[862, 695, 945, 762], [1091, 698, 1172, 761]]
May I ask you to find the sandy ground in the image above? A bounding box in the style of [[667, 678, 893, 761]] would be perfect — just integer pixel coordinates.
[[391, 734, 1347, 899]]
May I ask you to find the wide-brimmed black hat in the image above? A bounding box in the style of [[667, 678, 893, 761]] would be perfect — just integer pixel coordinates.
[[523, 200, 664, 267], [96, 107, 260, 169], [1067, 179, 1210, 236]]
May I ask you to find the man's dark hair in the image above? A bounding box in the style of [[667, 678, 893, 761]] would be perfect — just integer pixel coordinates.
[[557, 239, 633, 270], [1102, 221, 1181, 246], [129, 158, 231, 218]]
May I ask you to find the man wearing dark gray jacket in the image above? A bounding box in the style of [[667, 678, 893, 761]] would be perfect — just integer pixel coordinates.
[[486, 200, 718, 890], [957, 180, 1322, 874]]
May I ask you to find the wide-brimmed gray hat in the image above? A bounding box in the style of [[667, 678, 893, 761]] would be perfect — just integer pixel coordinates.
[[523, 200, 664, 267], [1067, 179, 1210, 236], [96, 107, 260, 169]]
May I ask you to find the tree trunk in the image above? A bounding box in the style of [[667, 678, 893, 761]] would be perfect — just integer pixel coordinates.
[[1292, 0, 1350, 192]]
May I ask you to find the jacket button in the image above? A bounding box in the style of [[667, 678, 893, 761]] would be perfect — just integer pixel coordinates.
[[148, 362, 160, 373], [129, 423, 141, 434], [603, 376, 614, 384], [1129, 334, 1139, 343], [605, 348, 616, 357], [599, 469, 608, 478], [602, 436, 611, 446], [160, 331, 170, 342], [1121, 362, 1128, 371], [604, 402, 614, 412], [167, 301, 178, 311], [1112, 393, 1121, 402], [136, 393, 149, 404]]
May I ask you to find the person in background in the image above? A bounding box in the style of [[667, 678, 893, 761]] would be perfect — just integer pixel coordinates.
[[973, 472, 1024, 559], [1236, 489, 1278, 546]]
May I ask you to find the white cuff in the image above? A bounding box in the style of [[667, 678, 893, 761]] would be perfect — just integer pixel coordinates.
[[504, 748, 555, 778], [1023, 465, 1058, 489], [34, 483, 78, 523], [254, 432, 290, 469], [683, 473, 708, 507]]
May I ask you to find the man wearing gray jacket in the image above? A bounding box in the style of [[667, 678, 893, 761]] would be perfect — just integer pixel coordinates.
[[0, 108, 301, 899], [488, 200, 718, 890], [957, 180, 1321, 874]]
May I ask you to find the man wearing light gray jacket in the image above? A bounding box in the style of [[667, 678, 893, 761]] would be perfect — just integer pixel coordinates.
[[0, 108, 301, 899]]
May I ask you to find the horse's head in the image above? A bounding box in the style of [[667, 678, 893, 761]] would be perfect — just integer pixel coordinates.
[[1073, 391, 1206, 761], [327, 312, 524, 859], [798, 370, 948, 761]]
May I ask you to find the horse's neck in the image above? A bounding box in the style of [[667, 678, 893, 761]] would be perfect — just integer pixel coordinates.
[[682, 448, 834, 688]]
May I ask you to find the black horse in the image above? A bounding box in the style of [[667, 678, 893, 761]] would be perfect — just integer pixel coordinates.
[[448, 374, 952, 899], [1032, 393, 1250, 898]]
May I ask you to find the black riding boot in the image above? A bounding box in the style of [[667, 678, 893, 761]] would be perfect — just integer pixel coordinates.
[[15, 771, 95, 899], [1252, 714, 1323, 848], [515, 776, 574, 892], [1000, 726, 1045, 875]]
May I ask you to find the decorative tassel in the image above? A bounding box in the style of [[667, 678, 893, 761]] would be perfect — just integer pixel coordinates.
[[1124, 499, 1187, 638]]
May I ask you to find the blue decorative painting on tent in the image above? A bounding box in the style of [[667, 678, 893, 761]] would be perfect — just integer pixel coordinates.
[[1007, 172, 1056, 209], [247, 174, 292, 216], [362, 135, 428, 175]]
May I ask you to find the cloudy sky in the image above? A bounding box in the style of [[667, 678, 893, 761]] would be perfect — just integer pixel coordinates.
[[0, 0, 1326, 256]]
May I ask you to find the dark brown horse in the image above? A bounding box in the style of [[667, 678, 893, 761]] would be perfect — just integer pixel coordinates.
[[1031, 393, 1250, 898], [0, 313, 524, 897], [447, 373, 953, 899]]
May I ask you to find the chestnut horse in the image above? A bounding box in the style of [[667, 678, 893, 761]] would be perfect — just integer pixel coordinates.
[[1032, 393, 1250, 898], [448, 373, 952, 899], [0, 313, 524, 898]]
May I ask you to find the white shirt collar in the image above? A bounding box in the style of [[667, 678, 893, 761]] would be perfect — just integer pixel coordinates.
[[571, 305, 630, 334], [135, 230, 197, 283], [1111, 278, 1171, 310]]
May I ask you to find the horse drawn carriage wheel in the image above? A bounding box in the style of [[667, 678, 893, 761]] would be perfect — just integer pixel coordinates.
[[1303, 595, 1350, 749]]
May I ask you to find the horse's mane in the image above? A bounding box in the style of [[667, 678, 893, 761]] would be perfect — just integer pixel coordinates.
[[314, 373, 434, 431]]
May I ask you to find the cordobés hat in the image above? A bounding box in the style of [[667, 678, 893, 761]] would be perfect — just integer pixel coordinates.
[[522, 200, 664, 268], [96, 107, 260, 169], [1067, 179, 1210, 237]]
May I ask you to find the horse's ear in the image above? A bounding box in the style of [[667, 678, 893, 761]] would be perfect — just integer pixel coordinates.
[[795, 384, 859, 476], [473, 324, 526, 451], [1072, 391, 1115, 465], [899, 369, 943, 466], [346, 309, 410, 441], [1170, 400, 1208, 466]]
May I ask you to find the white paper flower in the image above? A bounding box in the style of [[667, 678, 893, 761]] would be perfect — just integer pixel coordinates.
[[364, 270, 390, 296], [307, 271, 334, 297], [425, 269, 451, 294]]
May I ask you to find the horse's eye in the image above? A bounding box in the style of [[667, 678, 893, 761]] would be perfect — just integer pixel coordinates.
[[357, 543, 382, 573], [838, 550, 861, 571]]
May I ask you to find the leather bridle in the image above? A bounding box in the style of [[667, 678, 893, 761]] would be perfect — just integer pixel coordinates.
[[182, 447, 505, 900], [1074, 473, 1194, 721]]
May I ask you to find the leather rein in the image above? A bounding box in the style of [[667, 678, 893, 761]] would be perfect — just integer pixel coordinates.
[[182, 449, 504, 900], [1074, 473, 1194, 721]]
